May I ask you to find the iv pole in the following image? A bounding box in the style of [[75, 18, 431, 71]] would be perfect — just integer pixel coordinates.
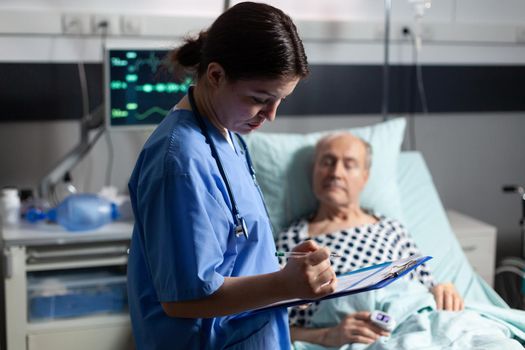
[[382, 0, 391, 121]]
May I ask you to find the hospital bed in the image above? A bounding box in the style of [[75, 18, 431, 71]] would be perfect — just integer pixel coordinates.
[[245, 118, 524, 349], [396, 151, 504, 306]]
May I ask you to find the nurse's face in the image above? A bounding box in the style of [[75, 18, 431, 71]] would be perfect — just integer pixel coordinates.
[[207, 63, 300, 134]]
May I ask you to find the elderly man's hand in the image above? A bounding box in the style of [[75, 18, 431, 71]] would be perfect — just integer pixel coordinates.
[[431, 283, 464, 311], [321, 312, 389, 347]]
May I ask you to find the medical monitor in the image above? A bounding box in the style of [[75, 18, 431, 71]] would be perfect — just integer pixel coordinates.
[[105, 48, 192, 129]]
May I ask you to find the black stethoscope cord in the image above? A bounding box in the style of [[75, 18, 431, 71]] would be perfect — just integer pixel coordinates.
[[187, 86, 253, 239]]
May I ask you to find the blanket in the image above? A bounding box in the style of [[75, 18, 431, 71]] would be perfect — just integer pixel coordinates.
[[293, 280, 525, 350]]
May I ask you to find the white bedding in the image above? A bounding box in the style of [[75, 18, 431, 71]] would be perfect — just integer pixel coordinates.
[[293, 280, 525, 350]]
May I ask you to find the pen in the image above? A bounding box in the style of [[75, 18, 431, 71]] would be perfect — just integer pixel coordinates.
[[275, 251, 342, 258]]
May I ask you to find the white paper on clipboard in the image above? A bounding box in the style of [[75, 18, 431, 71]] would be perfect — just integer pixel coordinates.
[[251, 255, 430, 312]]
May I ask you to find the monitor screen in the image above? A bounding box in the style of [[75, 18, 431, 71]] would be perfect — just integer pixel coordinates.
[[105, 49, 192, 129]]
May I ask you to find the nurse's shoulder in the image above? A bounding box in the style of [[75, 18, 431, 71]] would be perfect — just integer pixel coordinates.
[[137, 107, 209, 176]]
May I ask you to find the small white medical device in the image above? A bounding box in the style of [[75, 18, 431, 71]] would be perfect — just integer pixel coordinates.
[[370, 311, 396, 332]]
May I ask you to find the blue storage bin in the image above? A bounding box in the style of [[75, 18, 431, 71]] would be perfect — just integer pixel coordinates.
[[27, 269, 128, 321]]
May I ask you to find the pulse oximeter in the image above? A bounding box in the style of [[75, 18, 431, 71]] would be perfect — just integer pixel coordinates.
[[370, 311, 396, 332]]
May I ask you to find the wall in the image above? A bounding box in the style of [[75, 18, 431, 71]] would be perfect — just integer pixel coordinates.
[[0, 0, 524, 259]]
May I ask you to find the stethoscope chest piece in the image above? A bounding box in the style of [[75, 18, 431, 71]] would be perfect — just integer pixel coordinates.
[[235, 217, 249, 239]]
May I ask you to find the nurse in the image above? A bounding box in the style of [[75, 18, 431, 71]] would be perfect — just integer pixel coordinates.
[[127, 2, 337, 349]]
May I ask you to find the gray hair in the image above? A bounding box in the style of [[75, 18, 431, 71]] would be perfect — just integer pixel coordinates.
[[315, 132, 373, 170]]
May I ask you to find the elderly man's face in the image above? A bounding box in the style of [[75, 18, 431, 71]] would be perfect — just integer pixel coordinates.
[[312, 135, 370, 209]]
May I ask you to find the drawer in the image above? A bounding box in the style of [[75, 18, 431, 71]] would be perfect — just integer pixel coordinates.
[[457, 236, 495, 274], [27, 324, 134, 350], [27, 268, 128, 322]]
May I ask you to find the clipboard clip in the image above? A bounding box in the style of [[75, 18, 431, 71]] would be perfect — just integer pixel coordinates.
[[385, 259, 417, 279]]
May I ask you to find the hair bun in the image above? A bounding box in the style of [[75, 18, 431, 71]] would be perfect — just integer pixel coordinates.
[[166, 31, 207, 78]]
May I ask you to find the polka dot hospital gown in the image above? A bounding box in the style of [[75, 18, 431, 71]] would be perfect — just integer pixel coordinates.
[[275, 215, 435, 327]]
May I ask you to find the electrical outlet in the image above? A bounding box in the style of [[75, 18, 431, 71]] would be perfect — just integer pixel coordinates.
[[91, 14, 117, 35], [121, 16, 141, 36], [62, 13, 89, 34]]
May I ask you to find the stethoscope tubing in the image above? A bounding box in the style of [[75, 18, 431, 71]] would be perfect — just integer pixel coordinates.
[[188, 86, 273, 239]]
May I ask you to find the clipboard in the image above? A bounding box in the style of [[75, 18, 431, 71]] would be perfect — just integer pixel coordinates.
[[252, 255, 432, 313]]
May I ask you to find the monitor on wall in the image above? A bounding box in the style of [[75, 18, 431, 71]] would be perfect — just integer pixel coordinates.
[[104, 48, 192, 130]]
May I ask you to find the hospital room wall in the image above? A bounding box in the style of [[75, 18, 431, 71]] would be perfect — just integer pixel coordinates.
[[1, 0, 525, 260]]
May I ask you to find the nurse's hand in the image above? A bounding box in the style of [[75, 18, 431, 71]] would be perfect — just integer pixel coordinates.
[[279, 240, 337, 300]]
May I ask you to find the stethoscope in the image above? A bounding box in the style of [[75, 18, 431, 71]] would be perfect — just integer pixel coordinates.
[[187, 86, 272, 240]]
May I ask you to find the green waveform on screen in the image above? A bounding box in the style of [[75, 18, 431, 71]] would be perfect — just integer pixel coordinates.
[[135, 106, 170, 120], [111, 81, 127, 90], [133, 53, 162, 74], [111, 57, 128, 67], [126, 74, 138, 82], [111, 106, 169, 121], [135, 77, 192, 94], [111, 52, 162, 74], [112, 109, 129, 118]]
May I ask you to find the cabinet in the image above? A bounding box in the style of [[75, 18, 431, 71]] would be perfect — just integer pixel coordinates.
[[1, 222, 134, 350], [446, 210, 497, 287]]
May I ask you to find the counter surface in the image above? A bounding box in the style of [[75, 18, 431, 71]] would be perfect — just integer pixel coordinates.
[[1, 222, 134, 247]]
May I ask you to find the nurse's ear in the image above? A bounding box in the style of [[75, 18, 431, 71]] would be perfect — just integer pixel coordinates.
[[206, 62, 227, 89]]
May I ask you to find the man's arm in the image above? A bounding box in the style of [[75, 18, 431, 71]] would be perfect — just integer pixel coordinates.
[[290, 312, 389, 347], [392, 221, 464, 311]]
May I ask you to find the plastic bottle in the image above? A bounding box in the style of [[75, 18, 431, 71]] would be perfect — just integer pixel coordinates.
[[0, 188, 21, 227], [53, 172, 78, 205], [26, 193, 119, 231]]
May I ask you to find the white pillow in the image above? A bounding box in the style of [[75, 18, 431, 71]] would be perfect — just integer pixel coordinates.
[[244, 118, 407, 235]]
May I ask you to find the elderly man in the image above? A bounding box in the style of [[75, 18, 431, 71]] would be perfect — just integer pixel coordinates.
[[276, 132, 463, 347]]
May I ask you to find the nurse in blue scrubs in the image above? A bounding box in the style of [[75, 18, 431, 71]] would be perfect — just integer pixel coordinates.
[[127, 2, 337, 349]]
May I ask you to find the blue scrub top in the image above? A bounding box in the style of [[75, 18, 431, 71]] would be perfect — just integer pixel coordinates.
[[127, 108, 290, 350]]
